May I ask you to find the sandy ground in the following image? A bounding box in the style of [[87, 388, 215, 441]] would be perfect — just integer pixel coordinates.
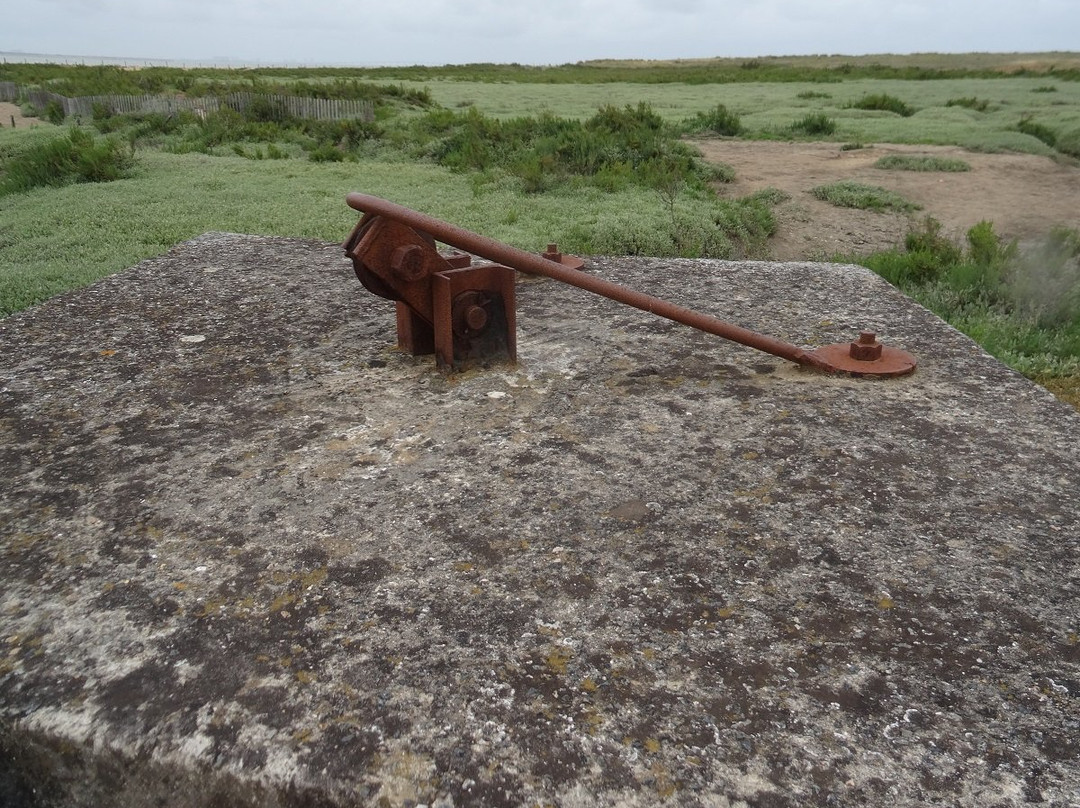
[[693, 139, 1080, 260], [0, 101, 34, 129]]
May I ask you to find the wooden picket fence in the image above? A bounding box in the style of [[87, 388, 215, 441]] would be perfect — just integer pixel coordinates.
[[13, 87, 374, 122]]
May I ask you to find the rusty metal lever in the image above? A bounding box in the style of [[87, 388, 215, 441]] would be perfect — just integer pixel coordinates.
[[344, 193, 916, 377]]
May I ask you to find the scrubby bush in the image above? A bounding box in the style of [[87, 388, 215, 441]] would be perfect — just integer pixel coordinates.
[[304, 118, 382, 150], [1017, 115, 1057, 148], [0, 127, 135, 195], [811, 181, 919, 212], [857, 218, 1011, 295], [244, 95, 296, 125], [1053, 127, 1080, 158], [412, 103, 715, 196], [850, 93, 915, 117], [583, 191, 782, 259], [789, 113, 836, 136], [44, 100, 66, 126], [308, 143, 347, 162], [946, 97, 991, 112], [685, 104, 742, 136], [874, 154, 971, 172]]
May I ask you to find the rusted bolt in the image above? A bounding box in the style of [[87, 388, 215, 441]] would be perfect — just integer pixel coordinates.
[[849, 331, 883, 361], [464, 304, 488, 331], [390, 244, 427, 282], [543, 243, 563, 263], [452, 290, 490, 337], [540, 242, 586, 271]]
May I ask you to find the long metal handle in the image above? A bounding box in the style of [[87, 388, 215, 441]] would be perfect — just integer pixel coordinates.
[[346, 193, 831, 370]]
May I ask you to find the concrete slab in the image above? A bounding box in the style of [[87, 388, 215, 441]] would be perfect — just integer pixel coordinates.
[[1, 233, 1078, 807]]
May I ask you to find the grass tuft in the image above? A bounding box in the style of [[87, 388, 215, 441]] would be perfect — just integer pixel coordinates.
[[874, 154, 971, 172], [849, 93, 915, 116], [1057, 128, 1080, 158], [1017, 115, 1057, 148], [0, 127, 135, 196], [945, 97, 991, 112], [811, 181, 920, 212], [789, 113, 836, 136], [684, 103, 742, 136], [846, 218, 1080, 387]]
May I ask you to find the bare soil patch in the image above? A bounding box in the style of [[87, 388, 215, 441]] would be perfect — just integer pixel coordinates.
[[0, 102, 37, 129], [693, 139, 1080, 260]]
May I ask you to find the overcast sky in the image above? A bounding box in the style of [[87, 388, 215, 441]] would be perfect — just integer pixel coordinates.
[[5, 0, 1077, 67]]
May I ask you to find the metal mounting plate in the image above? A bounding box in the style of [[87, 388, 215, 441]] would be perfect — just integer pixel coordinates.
[[810, 342, 918, 377]]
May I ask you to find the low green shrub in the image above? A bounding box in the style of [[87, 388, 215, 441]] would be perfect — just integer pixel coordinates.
[[44, 100, 66, 126], [789, 113, 836, 136], [1017, 115, 1057, 148], [585, 192, 780, 259], [904, 216, 962, 260], [243, 96, 296, 125], [796, 91, 832, 100], [0, 127, 135, 195], [684, 104, 742, 136], [413, 103, 713, 196], [304, 118, 382, 150], [744, 187, 790, 206], [874, 154, 971, 172], [855, 218, 1009, 295], [307, 143, 347, 162], [704, 162, 736, 183], [811, 181, 919, 212], [849, 93, 915, 117], [850, 220, 1080, 380], [1055, 127, 1080, 158], [712, 195, 778, 258], [945, 97, 991, 112]]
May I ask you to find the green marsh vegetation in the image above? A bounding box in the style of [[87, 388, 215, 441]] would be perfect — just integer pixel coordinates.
[[844, 218, 1080, 386], [873, 154, 972, 171], [811, 181, 921, 213], [2, 55, 1080, 404]]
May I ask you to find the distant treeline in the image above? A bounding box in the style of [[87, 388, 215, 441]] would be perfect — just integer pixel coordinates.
[[1, 57, 1079, 98]]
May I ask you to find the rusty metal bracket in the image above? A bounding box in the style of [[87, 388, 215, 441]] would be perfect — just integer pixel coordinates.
[[344, 193, 916, 377]]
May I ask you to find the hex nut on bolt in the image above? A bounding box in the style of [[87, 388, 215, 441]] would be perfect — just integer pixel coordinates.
[[849, 331, 883, 361], [390, 244, 427, 283], [542, 243, 563, 263]]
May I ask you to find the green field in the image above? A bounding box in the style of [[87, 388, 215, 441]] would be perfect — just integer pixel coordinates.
[[378, 76, 1078, 152], [2, 55, 1079, 404]]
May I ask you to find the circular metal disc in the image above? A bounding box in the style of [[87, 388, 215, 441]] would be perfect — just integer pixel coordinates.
[[810, 343, 917, 377]]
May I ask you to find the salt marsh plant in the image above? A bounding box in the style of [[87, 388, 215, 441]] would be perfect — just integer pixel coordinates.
[[789, 113, 837, 136], [0, 127, 135, 196], [811, 181, 920, 213], [874, 155, 971, 172], [849, 93, 916, 116]]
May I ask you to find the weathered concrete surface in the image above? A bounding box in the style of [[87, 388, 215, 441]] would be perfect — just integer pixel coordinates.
[[1, 233, 1078, 808]]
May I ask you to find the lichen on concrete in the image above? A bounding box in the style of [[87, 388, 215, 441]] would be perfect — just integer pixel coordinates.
[[1, 233, 1078, 807]]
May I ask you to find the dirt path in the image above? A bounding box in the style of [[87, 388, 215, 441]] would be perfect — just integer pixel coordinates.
[[0, 101, 36, 129], [692, 139, 1080, 260]]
